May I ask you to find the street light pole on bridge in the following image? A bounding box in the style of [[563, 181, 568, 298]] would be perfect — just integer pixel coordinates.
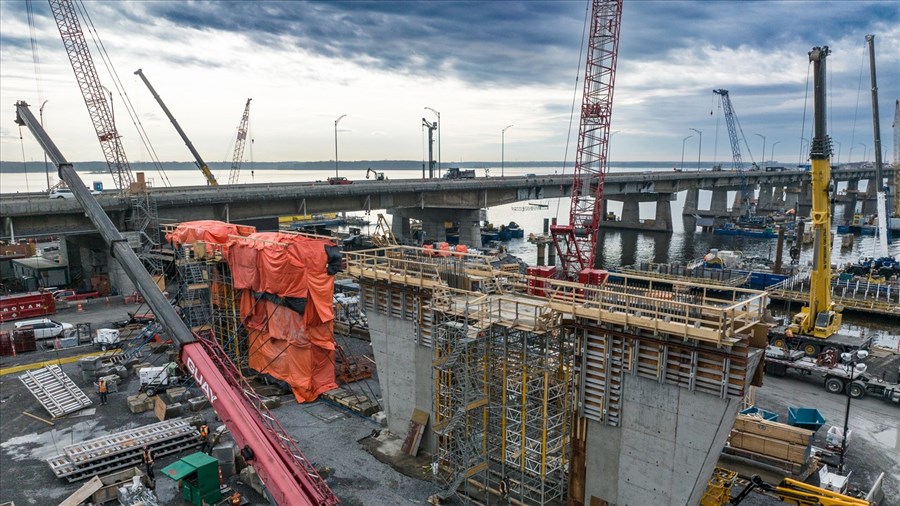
[[334, 114, 347, 178], [681, 135, 693, 171], [689, 128, 702, 170], [502, 124, 514, 177]]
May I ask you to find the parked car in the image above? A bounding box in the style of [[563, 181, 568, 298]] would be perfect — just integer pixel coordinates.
[[14, 318, 74, 340], [48, 187, 101, 199]]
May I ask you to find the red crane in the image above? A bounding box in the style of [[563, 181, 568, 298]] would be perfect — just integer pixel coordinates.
[[48, 0, 134, 190], [551, 0, 623, 281]]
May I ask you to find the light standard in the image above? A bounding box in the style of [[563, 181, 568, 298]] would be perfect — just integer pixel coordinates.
[[833, 141, 842, 165], [770, 140, 781, 163], [334, 114, 347, 178], [39, 100, 50, 190], [838, 349, 869, 475], [800, 137, 810, 166], [680, 135, 693, 171], [689, 128, 702, 170], [501, 124, 514, 177], [425, 107, 440, 176], [754, 133, 766, 168], [854, 143, 866, 162]]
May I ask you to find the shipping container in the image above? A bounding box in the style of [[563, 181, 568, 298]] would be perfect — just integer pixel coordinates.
[[0, 291, 56, 322]]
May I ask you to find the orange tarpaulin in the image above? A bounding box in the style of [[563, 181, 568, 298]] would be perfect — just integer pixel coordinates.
[[247, 329, 337, 403], [166, 220, 256, 246], [226, 232, 338, 403]]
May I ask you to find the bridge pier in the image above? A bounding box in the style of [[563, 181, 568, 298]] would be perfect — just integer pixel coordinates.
[[784, 187, 800, 213], [772, 186, 785, 208], [621, 200, 641, 227], [603, 194, 674, 232], [683, 188, 699, 215], [757, 185, 774, 210], [861, 178, 877, 215], [798, 185, 813, 217], [390, 207, 483, 248], [710, 189, 729, 215]]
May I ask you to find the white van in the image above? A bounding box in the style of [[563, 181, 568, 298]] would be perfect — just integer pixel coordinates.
[[14, 319, 74, 340]]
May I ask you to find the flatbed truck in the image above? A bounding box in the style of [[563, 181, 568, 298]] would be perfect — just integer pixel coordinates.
[[765, 346, 900, 403]]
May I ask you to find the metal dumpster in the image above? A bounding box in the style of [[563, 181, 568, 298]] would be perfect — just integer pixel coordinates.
[[739, 406, 779, 422], [787, 406, 826, 431]]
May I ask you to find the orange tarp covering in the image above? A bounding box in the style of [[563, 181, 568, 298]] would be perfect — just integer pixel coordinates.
[[247, 329, 336, 402], [166, 220, 256, 246], [227, 232, 338, 403]]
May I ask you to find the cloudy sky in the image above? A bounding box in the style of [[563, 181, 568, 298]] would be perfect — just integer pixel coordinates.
[[1, 0, 898, 171]]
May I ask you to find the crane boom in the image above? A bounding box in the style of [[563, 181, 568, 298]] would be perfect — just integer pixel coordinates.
[[47, 0, 134, 190], [134, 69, 219, 186], [551, 0, 623, 280], [789, 47, 842, 339], [712, 89, 751, 212], [228, 98, 252, 185], [15, 100, 338, 506]]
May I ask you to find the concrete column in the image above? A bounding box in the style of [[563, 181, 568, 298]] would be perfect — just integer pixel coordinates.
[[798, 184, 813, 217], [391, 215, 410, 241], [683, 188, 699, 215], [784, 187, 800, 213], [456, 209, 483, 248], [621, 200, 641, 226], [772, 186, 785, 207], [710, 189, 729, 215], [421, 219, 446, 244], [732, 191, 746, 214], [757, 185, 774, 210], [861, 178, 877, 215], [583, 373, 747, 505], [654, 195, 673, 232]]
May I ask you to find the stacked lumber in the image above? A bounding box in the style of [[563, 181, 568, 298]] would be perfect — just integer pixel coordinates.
[[725, 414, 814, 476]]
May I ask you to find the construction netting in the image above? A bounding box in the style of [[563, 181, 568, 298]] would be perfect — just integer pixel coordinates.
[[165, 220, 256, 247], [226, 232, 343, 402]]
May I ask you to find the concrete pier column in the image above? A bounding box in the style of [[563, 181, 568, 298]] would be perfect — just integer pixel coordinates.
[[710, 189, 729, 215], [861, 178, 877, 215], [683, 188, 699, 215], [654, 195, 673, 232], [772, 186, 785, 208], [621, 200, 641, 226], [784, 187, 800, 213], [456, 209, 483, 248], [798, 184, 813, 217], [757, 185, 774, 210], [391, 215, 411, 242], [421, 219, 447, 244]]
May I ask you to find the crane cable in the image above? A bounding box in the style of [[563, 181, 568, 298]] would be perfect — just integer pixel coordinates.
[[554, 0, 591, 224], [75, 0, 173, 187], [797, 62, 812, 168], [846, 41, 869, 165]]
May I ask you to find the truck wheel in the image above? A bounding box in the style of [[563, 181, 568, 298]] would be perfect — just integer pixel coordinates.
[[825, 377, 844, 394], [146, 387, 156, 397], [847, 381, 866, 399], [771, 337, 787, 348], [803, 343, 820, 357], [101, 345, 108, 352]]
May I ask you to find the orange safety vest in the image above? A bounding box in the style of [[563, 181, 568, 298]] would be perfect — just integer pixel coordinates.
[[98, 381, 107, 394], [200, 425, 209, 438]]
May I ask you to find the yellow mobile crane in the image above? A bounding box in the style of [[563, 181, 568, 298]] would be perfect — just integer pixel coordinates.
[[134, 69, 219, 186], [769, 47, 874, 357]]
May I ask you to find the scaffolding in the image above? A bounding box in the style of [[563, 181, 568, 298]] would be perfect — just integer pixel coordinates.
[[347, 245, 767, 505], [206, 245, 246, 369]]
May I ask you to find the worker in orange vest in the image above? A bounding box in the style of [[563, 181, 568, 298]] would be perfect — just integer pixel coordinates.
[[229, 492, 241, 505], [97, 379, 108, 405], [199, 423, 210, 453]]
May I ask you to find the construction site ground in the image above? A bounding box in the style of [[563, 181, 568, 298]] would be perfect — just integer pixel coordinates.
[[1, 301, 896, 505]]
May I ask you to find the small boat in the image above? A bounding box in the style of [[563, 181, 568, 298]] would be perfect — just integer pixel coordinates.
[[713, 223, 776, 238]]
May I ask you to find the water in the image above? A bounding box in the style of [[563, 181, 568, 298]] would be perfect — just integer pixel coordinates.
[[2, 164, 898, 269]]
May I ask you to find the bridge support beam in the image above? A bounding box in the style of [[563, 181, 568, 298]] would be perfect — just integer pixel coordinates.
[[621, 200, 641, 227], [772, 186, 785, 208], [861, 178, 877, 215], [602, 194, 674, 232], [784, 187, 800, 213], [391, 215, 411, 242]]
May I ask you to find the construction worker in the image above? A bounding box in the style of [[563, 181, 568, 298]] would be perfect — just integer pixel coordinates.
[[97, 379, 108, 405], [142, 446, 154, 479], [199, 423, 210, 453], [229, 492, 241, 505]]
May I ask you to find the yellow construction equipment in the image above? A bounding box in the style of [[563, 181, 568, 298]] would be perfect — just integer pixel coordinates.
[[701, 468, 870, 506]]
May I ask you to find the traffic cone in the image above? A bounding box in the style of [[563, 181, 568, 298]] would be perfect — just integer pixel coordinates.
[[77, 303, 84, 312]]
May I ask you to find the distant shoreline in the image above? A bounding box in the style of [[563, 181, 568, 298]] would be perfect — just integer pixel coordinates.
[[0, 160, 729, 173]]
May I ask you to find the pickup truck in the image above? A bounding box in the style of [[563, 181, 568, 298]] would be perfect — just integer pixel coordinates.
[[327, 176, 352, 185], [52, 289, 100, 301]]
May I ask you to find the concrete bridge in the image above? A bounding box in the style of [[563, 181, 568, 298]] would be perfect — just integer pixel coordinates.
[[1, 165, 890, 241]]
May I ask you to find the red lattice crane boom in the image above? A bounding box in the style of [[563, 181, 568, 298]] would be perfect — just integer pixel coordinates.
[[551, 0, 623, 281], [48, 0, 134, 190], [229, 98, 252, 184]]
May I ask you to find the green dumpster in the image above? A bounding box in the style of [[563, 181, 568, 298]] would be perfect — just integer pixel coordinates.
[[161, 452, 222, 505]]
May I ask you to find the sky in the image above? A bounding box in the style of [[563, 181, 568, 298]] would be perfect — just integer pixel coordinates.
[[0, 0, 898, 172]]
